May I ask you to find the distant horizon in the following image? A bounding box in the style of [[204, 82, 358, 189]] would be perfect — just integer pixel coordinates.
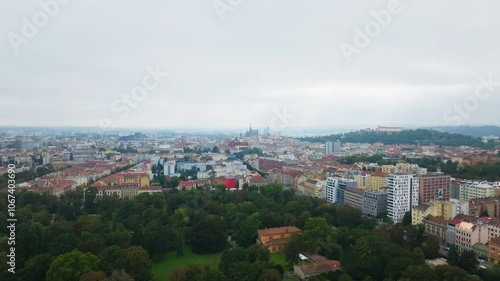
[[1, 124, 499, 134]]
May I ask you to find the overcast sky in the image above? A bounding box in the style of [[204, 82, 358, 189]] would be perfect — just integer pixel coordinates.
[[1, 0, 499, 131]]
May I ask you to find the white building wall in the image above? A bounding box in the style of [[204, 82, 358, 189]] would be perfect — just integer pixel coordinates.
[[387, 174, 419, 223]]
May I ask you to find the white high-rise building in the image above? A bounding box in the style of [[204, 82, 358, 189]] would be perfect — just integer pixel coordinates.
[[387, 174, 419, 223], [325, 177, 337, 203], [163, 161, 176, 176], [333, 141, 341, 153], [325, 141, 333, 155]]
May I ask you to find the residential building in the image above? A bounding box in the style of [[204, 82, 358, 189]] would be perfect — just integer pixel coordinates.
[[247, 175, 267, 187], [354, 172, 389, 191], [344, 187, 364, 210], [256, 157, 284, 172], [298, 178, 318, 196], [325, 141, 333, 155], [412, 199, 469, 225], [413, 204, 431, 225], [488, 237, 500, 263], [120, 172, 150, 187], [362, 189, 388, 217], [256, 226, 301, 253], [423, 215, 448, 244], [294, 255, 341, 281], [455, 221, 488, 251], [488, 220, 500, 243], [418, 173, 451, 204], [96, 183, 140, 199], [447, 219, 462, 247], [459, 180, 496, 201], [138, 186, 163, 194], [451, 180, 461, 199], [469, 197, 500, 219], [18, 179, 77, 197], [164, 160, 176, 176], [325, 177, 357, 205], [387, 174, 419, 223]]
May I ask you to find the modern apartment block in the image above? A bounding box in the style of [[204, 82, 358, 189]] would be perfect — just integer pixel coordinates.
[[333, 141, 341, 153], [362, 189, 388, 217], [325, 177, 357, 205], [387, 174, 419, 223], [344, 187, 364, 210], [459, 180, 496, 201], [418, 173, 451, 204], [325, 141, 333, 155]]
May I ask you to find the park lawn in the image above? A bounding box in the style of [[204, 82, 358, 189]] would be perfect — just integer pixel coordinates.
[[270, 252, 287, 268], [152, 247, 221, 281]]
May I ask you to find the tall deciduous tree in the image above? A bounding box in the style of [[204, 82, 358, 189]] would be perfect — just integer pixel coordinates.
[[46, 250, 100, 281], [447, 245, 460, 266], [302, 217, 335, 252], [20, 253, 53, 281], [190, 217, 227, 254], [459, 250, 479, 273], [234, 212, 262, 248], [219, 248, 249, 276], [173, 208, 190, 256], [423, 235, 440, 259], [116, 246, 152, 281], [284, 234, 307, 268], [401, 264, 438, 281]]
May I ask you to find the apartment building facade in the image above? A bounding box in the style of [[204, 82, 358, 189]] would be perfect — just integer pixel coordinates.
[[459, 180, 496, 201], [362, 189, 388, 217], [387, 174, 419, 223], [325, 177, 357, 205], [418, 173, 451, 204]]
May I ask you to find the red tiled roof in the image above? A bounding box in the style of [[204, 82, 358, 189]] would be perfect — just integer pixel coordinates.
[[257, 226, 301, 237], [139, 186, 162, 191], [424, 215, 448, 226], [297, 260, 341, 275]]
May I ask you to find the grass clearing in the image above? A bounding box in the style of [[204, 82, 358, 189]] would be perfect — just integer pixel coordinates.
[[270, 252, 287, 268], [152, 246, 221, 281]]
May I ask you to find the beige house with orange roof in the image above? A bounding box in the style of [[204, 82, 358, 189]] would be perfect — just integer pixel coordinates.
[[256, 226, 301, 253]]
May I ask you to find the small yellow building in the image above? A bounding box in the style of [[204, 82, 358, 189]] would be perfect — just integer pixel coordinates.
[[118, 172, 150, 187]]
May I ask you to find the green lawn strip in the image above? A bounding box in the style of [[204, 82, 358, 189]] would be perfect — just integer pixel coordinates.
[[152, 247, 221, 281], [270, 252, 287, 268]]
